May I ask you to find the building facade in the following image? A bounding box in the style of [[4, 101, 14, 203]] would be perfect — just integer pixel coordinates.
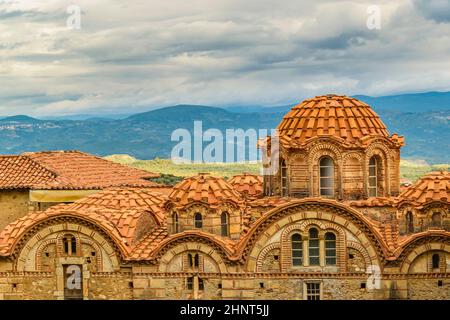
[[0, 95, 448, 300]]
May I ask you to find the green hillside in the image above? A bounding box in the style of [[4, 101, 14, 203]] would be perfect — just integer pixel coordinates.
[[105, 155, 448, 184]]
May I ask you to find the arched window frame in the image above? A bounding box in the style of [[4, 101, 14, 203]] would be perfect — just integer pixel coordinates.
[[324, 232, 337, 266], [432, 253, 440, 269], [368, 156, 378, 197], [308, 228, 320, 266], [221, 212, 230, 237], [406, 211, 414, 233], [188, 253, 193, 267], [61, 234, 77, 256], [194, 212, 203, 229], [173, 213, 179, 233], [280, 159, 288, 196], [291, 233, 303, 267], [194, 253, 200, 268], [367, 155, 384, 197], [319, 156, 334, 197]]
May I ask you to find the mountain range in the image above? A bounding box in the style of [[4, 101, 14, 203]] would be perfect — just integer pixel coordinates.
[[0, 91, 449, 164]]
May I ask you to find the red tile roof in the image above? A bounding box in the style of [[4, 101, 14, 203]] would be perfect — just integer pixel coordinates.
[[345, 197, 398, 208], [0, 156, 56, 189], [277, 95, 404, 147], [228, 173, 263, 199], [55, 187, 168, 223], [0, 188, 448, 261], [128, 226, 169, 260], [398, 171, 450, 207], [0, 209, 129, 255], [377, 222, 399, 252], [129, 230, 237, 261], [0, 150, 159, 190], [248, 196, 293, 208], [0, 206, 163, 256], [168, 174, 244, 208]]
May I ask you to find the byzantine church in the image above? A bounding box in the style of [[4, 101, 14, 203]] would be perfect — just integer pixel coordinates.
[[0, 95, 448, 300]]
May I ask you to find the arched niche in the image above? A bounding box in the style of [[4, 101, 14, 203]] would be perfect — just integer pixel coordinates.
[[157, 241, 228, 274], [15, 222, 121, 272], [244, 202, 384, 272]]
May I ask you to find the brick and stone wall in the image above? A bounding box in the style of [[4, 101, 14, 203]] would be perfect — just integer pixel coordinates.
[[0, 190, 30, 230]]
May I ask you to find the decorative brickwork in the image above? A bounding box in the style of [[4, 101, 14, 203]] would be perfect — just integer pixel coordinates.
[[0, 95, 448, 300]]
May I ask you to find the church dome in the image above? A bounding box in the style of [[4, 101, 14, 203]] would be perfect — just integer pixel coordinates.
[[168, 174, 244, 208], [228, 173, 263, 199], [399, 171, 450, 207], [277, 94, 390, 144]]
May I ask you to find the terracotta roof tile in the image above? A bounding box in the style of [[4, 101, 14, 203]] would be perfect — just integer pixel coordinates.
[[168, 174, 244, 208], [277, 95, 403, 147], [129, 230, 237, 261], [346, 197, 398, 208], [0, 209, 129, 255], [0, 156, 56, 189], [58, 187, 168, 223], [227, 173, 263, 199], [399, 171, 450, 207], [128, 226, 169, 260], [0, 150, 159, 190], [248, 196, 292, 208]]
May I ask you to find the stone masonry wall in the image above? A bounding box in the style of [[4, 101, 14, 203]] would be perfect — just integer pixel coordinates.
[[407, 279, 449, 300], [89, 273, 133, 300], [0, 190, 30, 230], [0, 273, 56, 300]]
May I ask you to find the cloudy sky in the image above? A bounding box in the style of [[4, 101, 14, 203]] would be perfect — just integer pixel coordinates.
[[1, 0, 450, 116]]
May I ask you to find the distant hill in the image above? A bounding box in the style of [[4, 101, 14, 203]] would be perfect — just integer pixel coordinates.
[[105, 155, 448, 184], [0, 115, 41, 123], [354, 91, 450, 112], [224, 91, 450, 114], [0, 93, 449, 163]]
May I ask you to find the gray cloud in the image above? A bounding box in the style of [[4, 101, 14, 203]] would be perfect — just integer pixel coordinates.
[[0, 0, 449, 116], [413, 0, 450, 22]]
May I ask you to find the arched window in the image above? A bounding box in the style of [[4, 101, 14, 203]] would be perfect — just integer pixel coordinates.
[[71, 237, 77, 254], [63, 237, 69, 254], [221, 212, 230, 237], [188, 253, 193, 267], [291, 234, 303, 266], [194, 253, 199, 268], [308, 228, 320, 266], [432, 253, 440, 269], [280, 159, 288, 196], [194, 213, 203, 229], [62, 235, 77, 256], [188, 253, 200, 269], [319, 157, 334, 197], [368, 156, 378, 197], [406, 212, 414, 233], [198, 278, 204, 291], [431, 212, 442, 228], [325, 232, 336, 265], [173, 213, 179, 233]]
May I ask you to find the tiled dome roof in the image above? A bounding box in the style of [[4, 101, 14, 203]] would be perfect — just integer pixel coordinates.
[[277, 95, 390, 143], [169, 174, 244, 208], [399, 171, 450, 207], [228, 173, 263, 198]]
